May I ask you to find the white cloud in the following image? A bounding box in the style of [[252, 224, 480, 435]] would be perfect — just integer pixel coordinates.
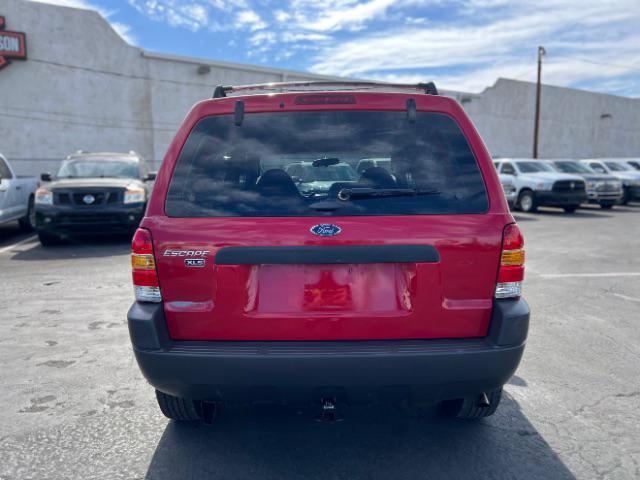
[[308, 0, 640, 94], [288, 0, 399, 31], [127, 1, 213, 31], [235, 10, 267, 31]]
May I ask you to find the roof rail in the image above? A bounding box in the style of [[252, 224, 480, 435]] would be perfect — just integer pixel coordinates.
[[212, 81, 438, 98]]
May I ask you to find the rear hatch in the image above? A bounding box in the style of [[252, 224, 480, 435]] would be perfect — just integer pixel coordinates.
[[151, 100, 507, 341]]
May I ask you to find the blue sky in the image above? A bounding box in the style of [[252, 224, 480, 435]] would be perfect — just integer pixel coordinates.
[[36, 0, 640, 96]]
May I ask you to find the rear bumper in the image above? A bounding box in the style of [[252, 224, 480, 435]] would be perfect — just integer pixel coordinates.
[[535, 191, 587, 207], [35, 204, 144, 234], [128, 299, 529, 404]]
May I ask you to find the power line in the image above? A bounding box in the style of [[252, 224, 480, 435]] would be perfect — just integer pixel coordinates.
[[551, 54, 640, 72]]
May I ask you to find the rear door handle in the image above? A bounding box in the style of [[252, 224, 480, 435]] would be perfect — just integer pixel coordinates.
[[16, 186, 22, 190]]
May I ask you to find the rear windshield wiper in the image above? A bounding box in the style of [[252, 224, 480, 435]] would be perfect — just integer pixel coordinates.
[[337, 187, 441, 201]]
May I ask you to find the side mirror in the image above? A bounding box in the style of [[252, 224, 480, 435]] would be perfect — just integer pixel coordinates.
[[41, 172, 52, 182], [145, 172, 157, 182]]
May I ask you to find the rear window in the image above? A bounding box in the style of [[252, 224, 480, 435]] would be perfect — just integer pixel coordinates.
[[166, 110, 488, 217]]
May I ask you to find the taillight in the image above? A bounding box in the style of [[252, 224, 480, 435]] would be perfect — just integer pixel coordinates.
[[495, 223, 525, 299], [131, 228, 162, 303]]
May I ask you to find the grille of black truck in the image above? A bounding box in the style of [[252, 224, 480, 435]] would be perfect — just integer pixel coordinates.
[[71, 192, 108, 205], [552, 180, 585, 193]]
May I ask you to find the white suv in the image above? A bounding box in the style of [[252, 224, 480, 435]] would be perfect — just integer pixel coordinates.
[[494, 159, 586, 213]]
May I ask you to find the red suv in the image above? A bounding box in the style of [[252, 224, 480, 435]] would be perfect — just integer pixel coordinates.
[[127, 82, 529, 423]]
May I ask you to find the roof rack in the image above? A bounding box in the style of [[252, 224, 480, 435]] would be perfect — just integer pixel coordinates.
[[212, 81, 438, 98]]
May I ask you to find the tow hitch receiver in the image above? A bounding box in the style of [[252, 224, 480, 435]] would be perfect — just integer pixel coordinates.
[[476, 392, 490, 408], [316, 398, 343, 423]]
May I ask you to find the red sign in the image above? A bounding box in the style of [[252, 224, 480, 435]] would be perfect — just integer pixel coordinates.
[[0, 16, 27, 70]]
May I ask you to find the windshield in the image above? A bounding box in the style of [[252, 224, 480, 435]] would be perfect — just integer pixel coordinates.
[[166, 111, 488, 217], [553, 161, 593, 174], [57, 159, 139, 178], [516, 161, 553, 173], [605, 162, 631, 171]]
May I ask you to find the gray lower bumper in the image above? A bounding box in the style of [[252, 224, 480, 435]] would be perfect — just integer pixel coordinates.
[[128, 299, 529, 404]]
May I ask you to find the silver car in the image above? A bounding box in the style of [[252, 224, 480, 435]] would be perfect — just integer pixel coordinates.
[[544, 160, 622, 209]]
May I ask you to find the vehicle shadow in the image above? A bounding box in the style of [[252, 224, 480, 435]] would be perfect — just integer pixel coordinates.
[[532, 207, 613, 218], [145, 393, 575, 480], [10, 234, 130, 261], [0, 222, 32, 246]]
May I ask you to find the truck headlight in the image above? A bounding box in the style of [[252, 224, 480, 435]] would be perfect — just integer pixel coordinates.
[[35, 187, 53, 205], [586, 181, 597, 189], [124, 186, 146, 204], [536, 183, 552, 191]]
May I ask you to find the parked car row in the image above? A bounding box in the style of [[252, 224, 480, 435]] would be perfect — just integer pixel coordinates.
[[496, 158, 640, 213]]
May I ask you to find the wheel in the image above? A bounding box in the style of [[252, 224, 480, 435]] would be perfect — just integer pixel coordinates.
[[563, 206, 577, 213], [37, 231, 62, 246], [600, 204, 614, 210], [518, 190, 537, 213], [440, 387, 503, 419], [18, 196, 35, 232], [155, 390, 217, 423]]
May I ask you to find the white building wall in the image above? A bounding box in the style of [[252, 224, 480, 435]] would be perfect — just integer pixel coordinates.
[[459, 78, 640, 159], [0, 0, 343, 174], [1, 0, 639, 176]]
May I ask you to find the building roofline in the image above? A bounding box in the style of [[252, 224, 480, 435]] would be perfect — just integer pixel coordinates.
[[141, 51, 353, 81]]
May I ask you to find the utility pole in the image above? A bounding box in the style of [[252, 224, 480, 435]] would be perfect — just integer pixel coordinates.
[[533, 46, 546, 159]]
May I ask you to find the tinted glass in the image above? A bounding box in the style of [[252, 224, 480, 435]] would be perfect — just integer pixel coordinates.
[[0, 157, 12, 179], [501, 163, 515, 175], [516, 161, 553, 173], [605, 162, 630, 171], [554, 161, 592, 174], [166, 111, 488, 217], [57, 159, 139, 179]]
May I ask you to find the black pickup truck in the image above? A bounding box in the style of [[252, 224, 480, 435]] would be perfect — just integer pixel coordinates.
[[35, 151, 155, 246]]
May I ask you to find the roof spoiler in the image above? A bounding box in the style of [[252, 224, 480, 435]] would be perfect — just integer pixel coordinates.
[[212, 81, 438, 98]]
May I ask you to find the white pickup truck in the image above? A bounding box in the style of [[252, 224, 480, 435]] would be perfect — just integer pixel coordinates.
[[494, 158, 587, 213], [0, 153, 38, 230]]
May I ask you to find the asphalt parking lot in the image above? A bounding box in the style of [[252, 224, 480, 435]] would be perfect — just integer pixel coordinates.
[[1, 205, 640, 480]]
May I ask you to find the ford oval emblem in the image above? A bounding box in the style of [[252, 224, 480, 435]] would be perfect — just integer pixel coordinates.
[[310, 224, 341, 236]]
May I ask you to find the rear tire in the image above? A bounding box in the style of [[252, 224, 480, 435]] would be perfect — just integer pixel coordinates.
[[18, 196, 35, 232], [563, 206, 577, 213], [37, 231, 62, 247], [155, 390, 209, 422], [518, 190, 537, 213], [440, 387, 503, 419]]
